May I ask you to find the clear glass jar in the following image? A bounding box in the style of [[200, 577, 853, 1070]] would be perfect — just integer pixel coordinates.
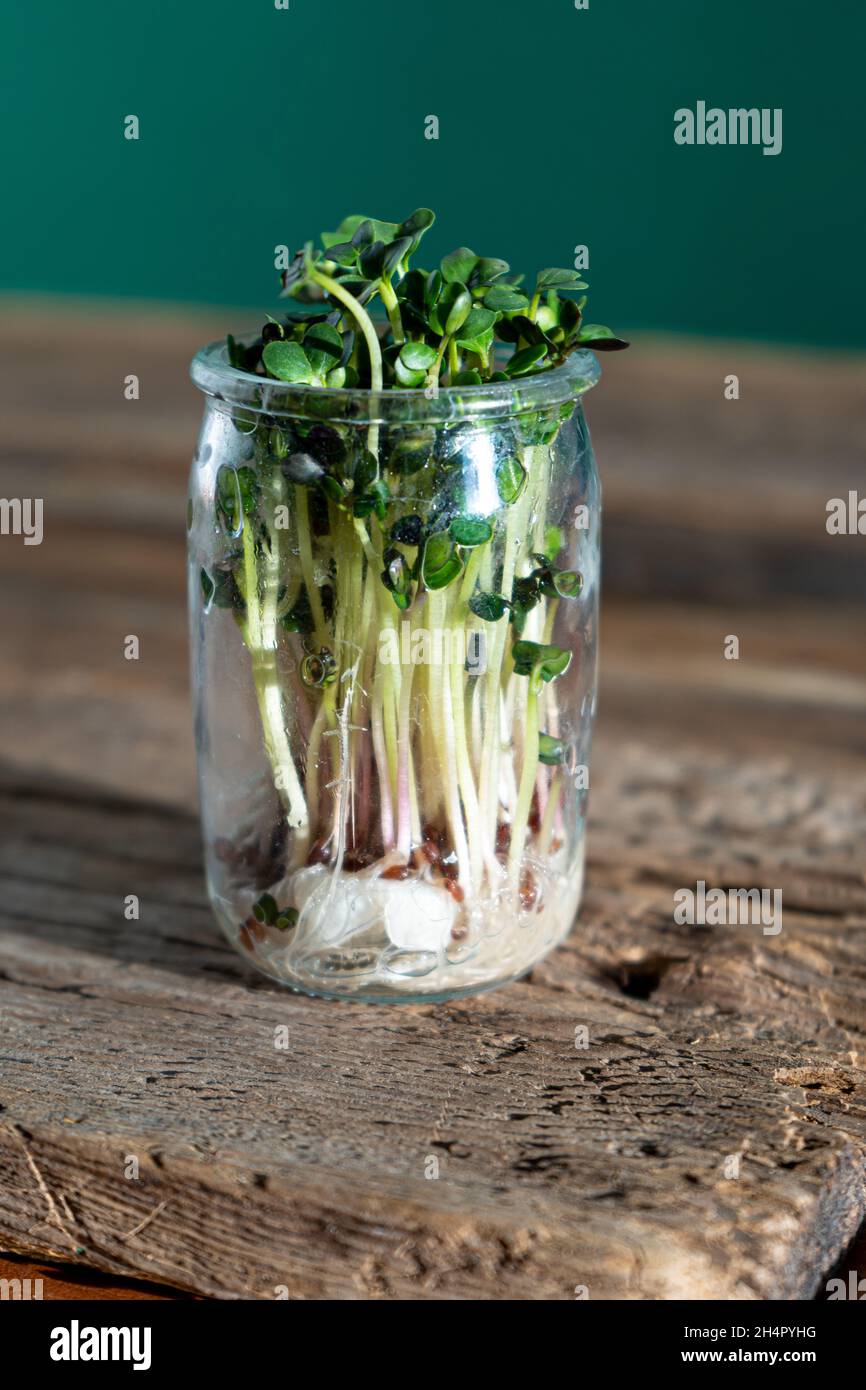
[[188, 339, 601, 1002]]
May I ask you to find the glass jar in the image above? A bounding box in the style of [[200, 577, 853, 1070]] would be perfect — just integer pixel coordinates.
[[188, 339, 601, 1002]]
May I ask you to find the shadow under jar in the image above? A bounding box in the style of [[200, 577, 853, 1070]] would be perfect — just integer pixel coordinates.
[[189, 340, 601, 1002]]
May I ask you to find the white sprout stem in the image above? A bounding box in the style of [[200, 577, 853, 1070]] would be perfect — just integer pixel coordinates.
[[308, 267, 382, 457], [380, 594, 400, 812], [454, 546, 499, 891], [507, 668, 542, 889], [395, 624, 416, 859], [305, 700, 328, 835], [448, 604, 483, 893], [295, 485, 327, 639], [378, 277, 405, 344], [537, 770, 561, 857], [240, 514, 310, 848], [427, 589, 471, 886], [349, 546, 377, 846], [480, 444, 541, 848], [371, 649, 394, 850]]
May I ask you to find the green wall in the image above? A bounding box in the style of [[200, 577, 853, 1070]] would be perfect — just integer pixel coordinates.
[[2, 0, 861, 346]]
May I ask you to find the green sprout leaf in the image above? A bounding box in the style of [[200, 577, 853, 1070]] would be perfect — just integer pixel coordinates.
[[576, 324, 630, 351], [557, 298, 582, 339], [399, 341, 438, 372], [425, 269, 443, 309], [535, 268, 589, 291], [381, 545, 413, 607], [444, 288, 472, 336], [226, 333, 248, 369], [389, 430, 434, 475], [216, 464, 258, 532], [319, 475, 346, 503], [450, 515, 493, 547], [394, 357, 426, 388], [512, 575, 541, 614], [423, 531, 452, 573], [553, 569, 583, 598], [395, 269, 429, 331], [530, 558, 583, 600], [321, 215, 360, 248], [538, 733, 566, 766], [236, 467, 259, 514], [252, 893, 297, 930], [348, 219, 374, 248], [400, 207, 436, 238], [469, 257, 510, 289], [495, 455, 527, 505], [455, 306, 496, 356], [280, 588, 314, 634], [512, 640, 572, 682], [278, 249, 307, 296], [430, 281, 472, 336], [303, 322, 343, 378], [423, 531, 463, 590], [263, 340, 317, 384], [349, 448, 377, 492], [382, 235, 413, 276], [441, 247, 478, 284], [323, 241, 359, 268], [469, 591, 509, 621], [253, 892, 278, 925], [359, 239, 387, 280], [505, 343, 549, 377], [325, 214, 401, 249], [425, 555, 463, 589], [390, 513, 423, 546], [483, 285, 529, 313], [353, 477, 391, 521]]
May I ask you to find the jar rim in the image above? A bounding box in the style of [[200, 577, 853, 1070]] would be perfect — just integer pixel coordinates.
[[190, 333, 600, 425]]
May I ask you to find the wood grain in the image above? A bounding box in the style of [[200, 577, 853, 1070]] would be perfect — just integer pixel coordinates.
[[0, 299, 865, 1299]]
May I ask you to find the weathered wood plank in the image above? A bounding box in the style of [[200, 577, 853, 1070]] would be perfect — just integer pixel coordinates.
[[1, 301, 865, 1299], [1, 765, 866, 1299]]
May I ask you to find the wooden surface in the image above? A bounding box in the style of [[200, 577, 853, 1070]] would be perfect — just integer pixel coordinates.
[[1, 299, 865, 1300]]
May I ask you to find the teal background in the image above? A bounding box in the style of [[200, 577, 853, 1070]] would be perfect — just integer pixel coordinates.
[[2, 0, 862, 346]]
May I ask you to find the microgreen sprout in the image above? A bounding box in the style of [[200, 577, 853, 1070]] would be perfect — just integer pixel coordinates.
[[252, 893, 298, 931], [229, 208, 626, 395], [204, 209, 626, 934]]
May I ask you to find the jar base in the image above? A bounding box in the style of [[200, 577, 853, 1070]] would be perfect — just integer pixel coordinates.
[[213, 847, 584, 1003]]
